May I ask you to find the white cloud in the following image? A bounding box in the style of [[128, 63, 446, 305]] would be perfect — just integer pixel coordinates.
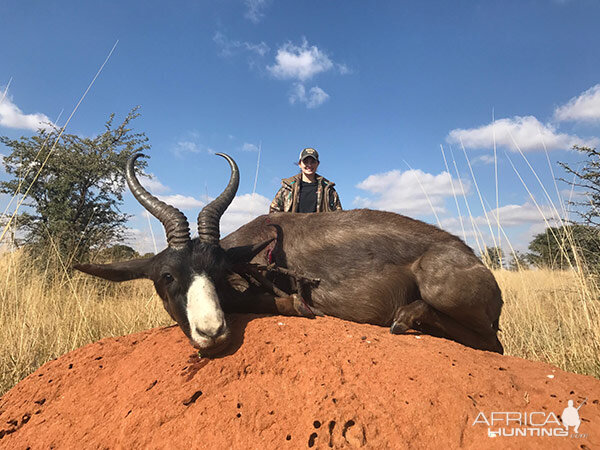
[[140, 173, 170, 193], [157, 194, 205, 210], [554, 84, 600, 123], [220, 193, 270, 236], [266, 39, 348, 107], [354, 169, 470, 215], [337, 64, 351, 75], [124, 227, 166, 255], [242, 142, 259, 152], [444, 203, 560, 231], [174, 140, 201, 155], [213, 32, 269, 57], [244, 0, 270, 24], [560, 188, 586, 202], [480, 203, 560, 228], [267, 39, 335, 82], [447, 115, 599, 151], [0, 94, 53, 131], [439, 202, 563, 252], [470, 154, 496, 165], [289, 83, 329, 109]]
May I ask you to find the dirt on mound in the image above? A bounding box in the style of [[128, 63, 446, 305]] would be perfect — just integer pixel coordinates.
[[0, 315, 598, 449]]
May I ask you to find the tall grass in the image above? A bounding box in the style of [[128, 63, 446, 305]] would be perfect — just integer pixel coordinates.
[[0, 248, 599, 397], [495, 268, 600, 378], [0, 249, 171, 396]]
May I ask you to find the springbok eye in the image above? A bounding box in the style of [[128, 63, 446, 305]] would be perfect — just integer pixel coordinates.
[[162, 273, 174, 284]]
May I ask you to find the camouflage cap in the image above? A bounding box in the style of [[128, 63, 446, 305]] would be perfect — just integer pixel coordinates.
[[299, 147, 320, 162]]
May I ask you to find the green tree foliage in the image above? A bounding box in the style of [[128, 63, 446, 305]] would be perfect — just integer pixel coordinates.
[[527, 225, 600, 270], [507, 250, 529, 271], [480, 246, 503, 270], [559, 145, 600, 227], [0, 108, 149, 264], [95, 244, 140, 263]]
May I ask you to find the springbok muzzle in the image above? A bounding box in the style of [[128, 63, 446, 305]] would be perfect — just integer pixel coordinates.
[[186, 273, 231, 354]]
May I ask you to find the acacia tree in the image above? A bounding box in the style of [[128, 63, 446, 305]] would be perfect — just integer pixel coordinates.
[[0, 107, 149, 264], [559, 145, 600, 227], [548, 144, 600, 272], [527, 225, 600, 270], [507, 250, 529, 271], [480, 246, 503, 270]]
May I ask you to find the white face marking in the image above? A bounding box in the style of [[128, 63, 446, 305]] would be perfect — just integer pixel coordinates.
[[186, 273, 226, 346]]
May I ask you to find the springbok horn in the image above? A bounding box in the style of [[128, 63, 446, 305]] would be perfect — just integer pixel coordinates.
[[197, 153, 239, 245], [126, 153, 191, 249]]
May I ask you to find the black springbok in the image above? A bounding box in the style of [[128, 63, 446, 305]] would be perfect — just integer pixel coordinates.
[[75, 153, 504, 355]]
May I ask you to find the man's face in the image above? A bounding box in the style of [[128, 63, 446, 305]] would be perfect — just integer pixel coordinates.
[[299, 156, 319, 177]]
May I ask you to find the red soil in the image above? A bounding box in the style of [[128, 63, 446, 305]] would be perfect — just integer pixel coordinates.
[[0, 314, 598, 449]]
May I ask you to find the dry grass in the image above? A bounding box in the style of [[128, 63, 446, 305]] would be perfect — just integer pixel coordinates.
[[0, 249, 171, 396], [495, 268, 600, 378], [1, 250, 599, 397]]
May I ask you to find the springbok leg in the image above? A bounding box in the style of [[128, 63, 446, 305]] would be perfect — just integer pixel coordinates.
[[390, 300, 504, 354]]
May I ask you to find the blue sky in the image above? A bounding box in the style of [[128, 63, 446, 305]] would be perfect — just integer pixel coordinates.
[[2, 0, 600, 256]]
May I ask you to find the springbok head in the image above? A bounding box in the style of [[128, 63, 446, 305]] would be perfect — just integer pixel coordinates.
[[75, 153, 268, 355]]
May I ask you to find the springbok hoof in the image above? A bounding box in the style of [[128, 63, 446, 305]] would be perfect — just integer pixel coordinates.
[[292, 294, 316, 319], [311, 306, 325, 317], [390, 320, 409, 335]]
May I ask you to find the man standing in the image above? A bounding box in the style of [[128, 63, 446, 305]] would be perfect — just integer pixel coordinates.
[[269, 147, 342, 213]]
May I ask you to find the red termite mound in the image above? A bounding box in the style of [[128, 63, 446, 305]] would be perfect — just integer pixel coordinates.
[[0, 314, 599, 449]]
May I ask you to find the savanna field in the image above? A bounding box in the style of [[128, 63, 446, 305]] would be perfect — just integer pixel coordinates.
[[1, 248, 599, 397]]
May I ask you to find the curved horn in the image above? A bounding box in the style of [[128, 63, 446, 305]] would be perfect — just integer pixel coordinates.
[[126, 153, 191, 249], [197, 153, 239, 244]]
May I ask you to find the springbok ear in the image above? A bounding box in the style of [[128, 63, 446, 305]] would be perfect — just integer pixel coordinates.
[[74, 258, 153, 282], [225, 238, 275, 264]]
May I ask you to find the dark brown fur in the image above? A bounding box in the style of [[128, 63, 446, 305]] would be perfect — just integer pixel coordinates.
[[221, 209, 504, 353]]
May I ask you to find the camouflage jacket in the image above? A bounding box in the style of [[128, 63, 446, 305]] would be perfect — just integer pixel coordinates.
[[269, 173, 342, 213]]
